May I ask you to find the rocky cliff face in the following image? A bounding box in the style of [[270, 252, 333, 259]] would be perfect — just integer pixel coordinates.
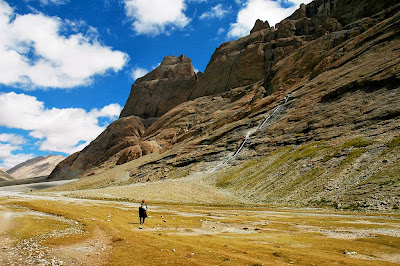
[[120, 54, 197, 121], [49, 55, 196, 180], [6, 155, 65, 179], [49, 116, 145, 180], [49, 0, 400, 210]]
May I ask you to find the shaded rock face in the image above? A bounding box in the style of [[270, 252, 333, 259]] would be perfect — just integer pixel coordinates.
[[189, 0, 397, 99], [120, 55, 197, 119], [49, 116, 145, 180]]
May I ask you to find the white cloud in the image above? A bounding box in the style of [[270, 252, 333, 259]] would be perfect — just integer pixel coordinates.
[[228, 0, 312, 38], [0, 147, 34, 169], [199, 4, 229, 20], [0, 133, 27, 145], [0, 134, 33, 168], [217, 27, 225, 35], [131, 67, 149, 80], [0, 92, 122, 155], [123, 0, 190, 35], [0, 0, 128, 89]]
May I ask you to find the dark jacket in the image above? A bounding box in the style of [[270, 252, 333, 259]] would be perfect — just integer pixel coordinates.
[[139, 203, 147, 217]]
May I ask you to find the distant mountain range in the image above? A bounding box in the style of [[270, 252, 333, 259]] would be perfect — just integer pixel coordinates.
[[6, 155, 65, 179], [0, 169, 14, 182]]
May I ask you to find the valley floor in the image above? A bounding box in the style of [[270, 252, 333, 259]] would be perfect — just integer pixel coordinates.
[[0, 182, 400, 265]]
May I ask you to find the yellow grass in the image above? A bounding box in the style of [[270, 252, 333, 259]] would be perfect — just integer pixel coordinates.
[[1, 197, 400, 265]]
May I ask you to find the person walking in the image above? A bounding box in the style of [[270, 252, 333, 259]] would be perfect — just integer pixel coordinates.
[[139, 199, 148, 225]]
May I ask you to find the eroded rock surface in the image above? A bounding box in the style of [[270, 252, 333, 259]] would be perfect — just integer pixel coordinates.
[[120, 54, 197, 119], [49, 116, 145, 180], [49, 0, 400, 210]]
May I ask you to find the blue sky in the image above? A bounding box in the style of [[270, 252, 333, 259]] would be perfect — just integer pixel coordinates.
[[0, 0, 310, 168]]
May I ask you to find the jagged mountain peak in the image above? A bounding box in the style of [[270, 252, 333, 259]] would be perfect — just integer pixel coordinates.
[[119, 54, 197, 120]]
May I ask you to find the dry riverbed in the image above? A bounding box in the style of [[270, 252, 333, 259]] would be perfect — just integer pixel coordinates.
[[0, 185, 400, 266]]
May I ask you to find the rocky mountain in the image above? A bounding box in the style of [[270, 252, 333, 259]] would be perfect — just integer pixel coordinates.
[[49, 0, 400, 210], [120, 55, 198, 125], [7, 155, 65, 179], [0, 169, 14, 182]]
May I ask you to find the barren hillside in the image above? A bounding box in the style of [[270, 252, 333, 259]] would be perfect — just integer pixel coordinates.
[[7, 155, 65, 179]]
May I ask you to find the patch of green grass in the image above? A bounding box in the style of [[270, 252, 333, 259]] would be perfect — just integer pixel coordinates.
[[387, 135, 400, 149], [340, 148, 366, 166], [8, 214, 70, 240], [216, 160, 258, 188], [343, 137, 373, 148], [285, 168, 325, 192], [321, 147, 341, 162], [292, 142, 326, 161]]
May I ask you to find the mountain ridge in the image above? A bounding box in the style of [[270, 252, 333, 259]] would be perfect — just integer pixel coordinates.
[[48, 0, 400, 210], [0, 169, 14, 182], [7, 155, 65, 179]]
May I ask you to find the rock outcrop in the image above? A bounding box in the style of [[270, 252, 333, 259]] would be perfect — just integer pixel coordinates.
[[189, 0, 397, 99], [6, 155, 65, 179], [250, 19, 270, 34], [116, 141, 161, 165], [49, 0, 400, 210], [120, 55, 197, 120]]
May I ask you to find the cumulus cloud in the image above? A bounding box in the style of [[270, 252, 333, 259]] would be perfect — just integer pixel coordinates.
[[0, 0, 128, 89], [0, 148, 34, 169], [0, 134, 34, 168], [131, 67, 150, 80], [228, 0, 312, 38], [199, 4, 229, 20], [123, 0, 190, 35], [0, 92, 122, 155], [0, 133, 27, 145]]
